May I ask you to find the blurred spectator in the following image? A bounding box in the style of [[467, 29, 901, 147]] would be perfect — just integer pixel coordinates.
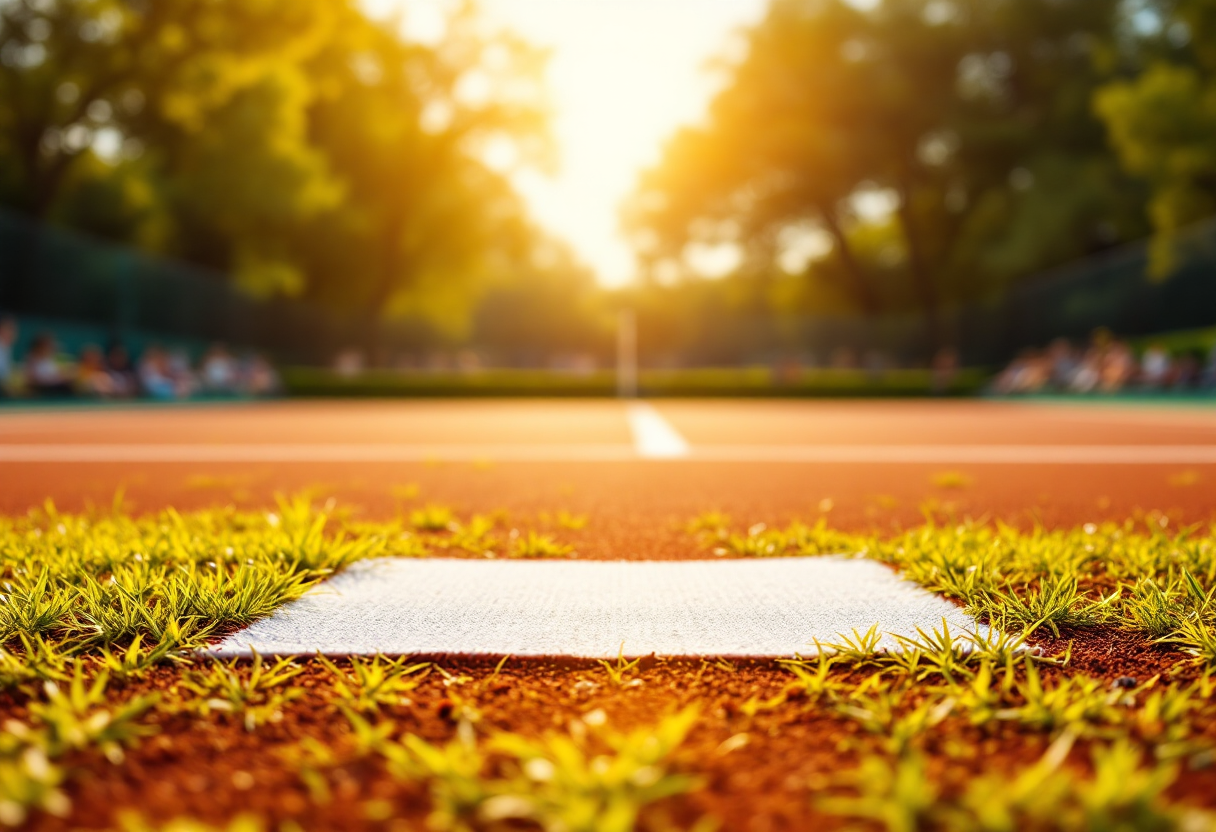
[[993, 351, 1028, 394], [105, 342, 139, 397], [25, 333, 74, 397], [994, 348, 1050, 394], [242, 353, 282, 396], [75, 345, 117, 397], [138, 345, 186, 400], [0, 331, 281, 403], [1070, 341, 1104, 393], [995, 332, 1216, 396], [1047, 339, 1079, 390], [1140, 343, 1172, 389], [201, 343, 239, 393], [1100, 340, 1136, 392], [167, 348, 198, 397], [0, 316, 15, 397]]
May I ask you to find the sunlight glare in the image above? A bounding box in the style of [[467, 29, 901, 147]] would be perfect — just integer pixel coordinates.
[[378, 0, 768, 286]]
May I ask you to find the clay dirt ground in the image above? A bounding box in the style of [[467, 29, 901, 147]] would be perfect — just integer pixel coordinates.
[[1, 397, 1214, 537], [2, 397, 1216, 831]]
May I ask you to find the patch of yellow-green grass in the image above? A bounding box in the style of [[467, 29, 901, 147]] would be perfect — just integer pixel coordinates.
[[336, 706, 707, 832], [931, 470, 974, 490], [2, 498, 1216, 830], [687, 513, 1216, 655]]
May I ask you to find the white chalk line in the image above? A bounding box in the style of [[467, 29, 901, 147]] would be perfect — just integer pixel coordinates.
[[626, 401, 691, 458], [2, 443, 1216, 463]]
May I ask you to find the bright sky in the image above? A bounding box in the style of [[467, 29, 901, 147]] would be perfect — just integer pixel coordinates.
[[374, 0, 770, 286]]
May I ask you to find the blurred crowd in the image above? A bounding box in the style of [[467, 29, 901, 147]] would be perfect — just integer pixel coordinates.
[[992, 333, 1216, 395], [0, 317, 279, 401]]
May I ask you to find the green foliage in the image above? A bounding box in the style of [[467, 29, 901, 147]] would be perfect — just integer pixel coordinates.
[[977, 576, 1118, 638], [0, 635, 71, 690], [1160, 616, 1216, 667], [1096, 58, 1216, 275], [690, 514, 1216, 646], [1151, 569, 1216, 668], [398, 725, 495, 831], [2, 499, 1216, 830], [0, 0, 552, 329], [836, 692, 955, 757], [315, 654, 430, 713], [0, 664, 158, 826], [411, 505, 457, 533], [627, 0, 1145, 336], [446, 515, 501, 556], [176, 651, 303, 731], [509, 532, 574, 559], [0, 747, 69, 828], [19, 666, 158, 763], [0, 570, 74, 638], [821, 750, 941, 832], [389, 707, 704, 832], [486, 707, 704, 832], [597, 647, 643, 688], [282, 367, 990, 399], [1123, 579, 1185, 640], [825, 736, 1212, 832], [118, 815, 265, 832], [0, 499, 385, 676]]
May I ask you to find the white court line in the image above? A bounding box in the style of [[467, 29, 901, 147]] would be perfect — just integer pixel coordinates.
[[0, 443, 633, 462], [2, 443, 1216, 463], [687, 444, 1216, 464], [625, 402, 691, 458]]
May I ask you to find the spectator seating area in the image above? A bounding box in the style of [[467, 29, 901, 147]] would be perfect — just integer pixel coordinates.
[[0, 316, 279, 401], [992, 331, 1216, 396]]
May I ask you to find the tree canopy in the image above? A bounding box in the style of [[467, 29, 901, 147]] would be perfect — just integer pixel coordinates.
[[1096, 0, 1216, 276], [3, 0, 1215, 359], [625, 0, 1190, 346], [0, 0, 553, 332]]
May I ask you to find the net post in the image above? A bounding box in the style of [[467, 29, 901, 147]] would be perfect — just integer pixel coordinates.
[[617, 308, 637, 398]]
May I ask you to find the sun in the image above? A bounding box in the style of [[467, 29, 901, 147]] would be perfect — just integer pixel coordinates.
[[377, 0, 768, 287]]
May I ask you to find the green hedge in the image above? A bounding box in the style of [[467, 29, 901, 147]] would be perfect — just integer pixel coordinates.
[[281, 367, 989, 398]]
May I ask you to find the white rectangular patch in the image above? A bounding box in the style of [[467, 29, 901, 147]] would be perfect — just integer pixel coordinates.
[[626, 402, 691, 458], [210, 557, 986, 659]]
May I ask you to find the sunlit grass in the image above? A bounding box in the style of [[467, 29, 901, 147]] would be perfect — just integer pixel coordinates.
[[688, 513, 1216, 650], [0, 498, 1215, 828]]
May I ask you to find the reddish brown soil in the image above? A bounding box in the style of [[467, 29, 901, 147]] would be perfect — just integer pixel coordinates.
[[8, 629, 1214, 832], [4, 400, 1216, 829], [1, 400, 1213, 540], [0, 460, 1211, 560]]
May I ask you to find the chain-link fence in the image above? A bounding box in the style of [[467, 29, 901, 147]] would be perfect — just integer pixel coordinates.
[[0, 209, 359, 363], [2, 207, 1214, 367], [640, 219, 1216, 368]]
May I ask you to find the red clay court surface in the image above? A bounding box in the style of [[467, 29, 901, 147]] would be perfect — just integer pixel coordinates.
[[0, 398, 1213, 556]]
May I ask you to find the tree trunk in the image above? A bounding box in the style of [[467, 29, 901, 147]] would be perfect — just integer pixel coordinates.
[[894, 178, 942, 354], [361, 195, 418, 366], [820, 207, 881, 317]]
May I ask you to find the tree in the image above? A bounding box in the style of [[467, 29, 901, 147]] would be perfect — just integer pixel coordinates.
[[0, 0, 553, 337], [0, 0, 343, 292], [1095, 0, 1216, 276], [624, 0, 884, 316], [292, 4, 551, 335], [627, 0, 1144, 351]]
